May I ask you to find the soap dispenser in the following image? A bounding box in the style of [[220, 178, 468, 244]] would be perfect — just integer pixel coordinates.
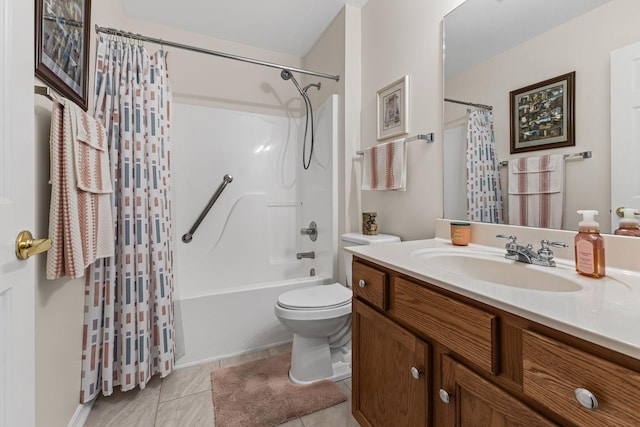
[[575, 210, 605, 278], [614, 208, 640, 237]]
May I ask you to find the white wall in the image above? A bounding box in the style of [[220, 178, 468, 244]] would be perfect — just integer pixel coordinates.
[[359, 0, 465, 241], [445, 0, 640, 232]]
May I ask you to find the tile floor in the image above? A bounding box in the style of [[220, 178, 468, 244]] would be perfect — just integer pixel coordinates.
[[84, 343, 360, 427]]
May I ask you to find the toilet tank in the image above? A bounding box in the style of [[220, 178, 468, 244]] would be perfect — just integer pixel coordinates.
[[341, 232, 401, 287]]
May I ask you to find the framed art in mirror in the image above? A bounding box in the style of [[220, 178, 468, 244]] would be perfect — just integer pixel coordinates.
[[510, 71, 575, 154], [35, 0, 91, 110], [377, 75, 409, 140]]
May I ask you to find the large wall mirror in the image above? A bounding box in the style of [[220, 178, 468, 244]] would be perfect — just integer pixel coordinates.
[[443, 0, 640, 234]]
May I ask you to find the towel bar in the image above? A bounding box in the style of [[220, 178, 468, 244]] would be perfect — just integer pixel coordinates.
[[356, 133, 434, 156], [499, 151, 592, 167]]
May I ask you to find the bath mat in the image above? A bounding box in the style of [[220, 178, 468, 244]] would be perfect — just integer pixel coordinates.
[[211, 352, 347, 427]]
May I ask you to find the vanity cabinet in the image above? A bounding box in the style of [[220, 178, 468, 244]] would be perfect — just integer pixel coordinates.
[[351, 257, 640, 427], [441, 354, 557, 426], [352, 299, 429, 427], [522, 330, 640, 427]]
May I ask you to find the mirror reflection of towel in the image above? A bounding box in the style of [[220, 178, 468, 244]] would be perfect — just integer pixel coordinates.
[[508, 154, 565, 228], [362, 139, 407, 191]]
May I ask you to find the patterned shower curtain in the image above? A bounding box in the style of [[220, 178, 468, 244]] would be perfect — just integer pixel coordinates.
[[466, 110, 504, 223], [80, 36, 175, 403]]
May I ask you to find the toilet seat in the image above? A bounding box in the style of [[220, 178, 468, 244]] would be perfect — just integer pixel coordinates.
[[277, 283, 352, 310]]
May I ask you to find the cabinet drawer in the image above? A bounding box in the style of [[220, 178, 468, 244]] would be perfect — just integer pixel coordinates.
[[352, 261, 388, 310], [393, 277, 499, 374], [523, 330, 640, 427]]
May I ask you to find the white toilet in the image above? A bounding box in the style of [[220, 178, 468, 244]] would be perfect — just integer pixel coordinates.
[[274, 232, 401, 384]]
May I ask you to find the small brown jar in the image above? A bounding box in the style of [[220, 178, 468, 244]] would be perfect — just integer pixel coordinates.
[[450, 222, 471, 246]]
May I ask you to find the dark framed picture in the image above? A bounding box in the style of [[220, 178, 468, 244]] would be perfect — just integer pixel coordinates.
[[377, 75, 409, 140], [509, 72, 575, 154], [35, 0, 91, 110]]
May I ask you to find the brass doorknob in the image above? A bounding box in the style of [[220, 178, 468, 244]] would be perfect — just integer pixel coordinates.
[[15, 230, 52, 260]]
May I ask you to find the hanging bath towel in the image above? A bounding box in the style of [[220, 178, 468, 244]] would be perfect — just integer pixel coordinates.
[[508, 154, 565, 229], [362, 139, 407, 191], [46, 99, 114, 280]]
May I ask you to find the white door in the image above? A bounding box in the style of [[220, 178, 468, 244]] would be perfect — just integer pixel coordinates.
[[611, 41, 640, 232], [0, 0, 36, 426]]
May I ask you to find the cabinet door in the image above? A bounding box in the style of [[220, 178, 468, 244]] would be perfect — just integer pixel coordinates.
[[441, 355, 557, 427], [353, 299, 430, 427]]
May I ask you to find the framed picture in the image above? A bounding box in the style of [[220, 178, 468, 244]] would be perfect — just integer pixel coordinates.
[[35, 0, 91, 110], [377, 75, 409, 140], [509, 71, 575, 154]]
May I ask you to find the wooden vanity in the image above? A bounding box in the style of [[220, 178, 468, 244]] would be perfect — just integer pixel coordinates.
[[351, 257, 640, 427]]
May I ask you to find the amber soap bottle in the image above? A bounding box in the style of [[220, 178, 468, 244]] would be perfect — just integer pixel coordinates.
[[574, 210, 605, 278]]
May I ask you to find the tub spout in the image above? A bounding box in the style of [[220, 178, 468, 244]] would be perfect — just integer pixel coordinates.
[[296, 251, 315, 260]]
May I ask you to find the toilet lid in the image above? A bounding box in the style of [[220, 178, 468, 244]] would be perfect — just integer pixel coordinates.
[[277, 283, 352, 310]]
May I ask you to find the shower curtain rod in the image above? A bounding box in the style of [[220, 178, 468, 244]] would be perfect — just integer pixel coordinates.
[[95, 25, 340, 82], [444, 98, 493, 111]]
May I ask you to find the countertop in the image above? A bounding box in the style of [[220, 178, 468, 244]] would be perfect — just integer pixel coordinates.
[[346, 238, 640, 361]]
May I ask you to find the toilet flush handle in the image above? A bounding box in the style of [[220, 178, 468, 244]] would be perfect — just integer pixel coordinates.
[[358, 279, 366, 288]]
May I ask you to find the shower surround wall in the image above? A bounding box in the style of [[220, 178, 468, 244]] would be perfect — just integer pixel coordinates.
[[172, 95, 338, 366]]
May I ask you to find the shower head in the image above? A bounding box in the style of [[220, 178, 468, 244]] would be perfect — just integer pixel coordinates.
[[302, 82, 321, 94]]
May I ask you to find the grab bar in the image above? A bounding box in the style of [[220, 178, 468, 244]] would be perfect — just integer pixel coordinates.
[[182, 174, 233, 243]]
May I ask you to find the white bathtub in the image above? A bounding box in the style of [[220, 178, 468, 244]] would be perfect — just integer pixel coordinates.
[[174, 274, 333, 367]]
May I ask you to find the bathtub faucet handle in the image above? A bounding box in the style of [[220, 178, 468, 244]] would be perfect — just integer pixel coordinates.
[[300, 221, 318, 242]]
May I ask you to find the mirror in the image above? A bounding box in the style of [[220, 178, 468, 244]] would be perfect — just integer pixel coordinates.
[[443, 0, 640, 233]]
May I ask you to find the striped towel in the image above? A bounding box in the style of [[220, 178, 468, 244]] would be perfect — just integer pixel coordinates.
[[507, 154, 564, 229], [46, 99, 114, 280], [362, 139, 407, 191]]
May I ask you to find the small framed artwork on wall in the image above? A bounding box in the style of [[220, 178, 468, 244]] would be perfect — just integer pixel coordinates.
[[35, 0, 91, 110], [509, 71, 575, 154], [377, 75, 409, 140]]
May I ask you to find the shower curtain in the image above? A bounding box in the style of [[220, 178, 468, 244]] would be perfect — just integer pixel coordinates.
[[466, 110, 504, 223], [80, 37, 175, 402]]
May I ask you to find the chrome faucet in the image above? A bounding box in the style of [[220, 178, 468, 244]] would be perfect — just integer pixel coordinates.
[[296, 251, 315, 260], [496, 235, 568, 267]]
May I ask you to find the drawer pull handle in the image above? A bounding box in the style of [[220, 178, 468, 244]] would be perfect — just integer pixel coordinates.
[[410, 367, 421, 379], [358, 279, 366, 288], [575, 388, 598, 410], [439, 388, 450, 404]]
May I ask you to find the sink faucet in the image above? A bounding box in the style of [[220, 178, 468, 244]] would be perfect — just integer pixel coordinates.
[[496, 235, 568, 267], [296, 251, 315, 260]]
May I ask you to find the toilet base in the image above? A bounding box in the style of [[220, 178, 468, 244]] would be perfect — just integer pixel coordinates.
[[288, 334, 352, 385]]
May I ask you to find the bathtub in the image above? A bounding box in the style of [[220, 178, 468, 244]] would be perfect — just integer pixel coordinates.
[[174, 274, 333, 367]]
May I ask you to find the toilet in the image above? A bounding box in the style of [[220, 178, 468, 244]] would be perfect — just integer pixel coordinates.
[[274, 232, 401, 384]]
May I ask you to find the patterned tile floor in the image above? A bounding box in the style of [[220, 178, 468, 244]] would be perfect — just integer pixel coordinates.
[[84, 343, 359, 427]]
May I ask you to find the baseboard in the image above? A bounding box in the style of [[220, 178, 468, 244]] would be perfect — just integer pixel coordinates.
[[67, 399, 95, 427]]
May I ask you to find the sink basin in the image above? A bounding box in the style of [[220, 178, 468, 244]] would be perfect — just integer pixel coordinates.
[[412, 248, 584, 292]]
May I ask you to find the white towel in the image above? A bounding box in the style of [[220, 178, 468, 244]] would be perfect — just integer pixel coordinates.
[[47, 99, 114, 280], [362, 139, 407, 191], [508, 154, 564, 229]]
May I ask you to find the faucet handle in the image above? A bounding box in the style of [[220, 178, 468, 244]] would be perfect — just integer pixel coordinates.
[[496, 234, 518, 253], [538, 240, 568, 262], [496, 234, 517, 243], [540, 239, 568, 250]]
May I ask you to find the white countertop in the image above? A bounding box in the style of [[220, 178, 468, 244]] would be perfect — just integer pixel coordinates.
[[346, 238, 640, 361]]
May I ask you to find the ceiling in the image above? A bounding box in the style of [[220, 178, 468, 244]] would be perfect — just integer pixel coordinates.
[[444, 0, 612, 78], [121, 0, 368, 57]]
